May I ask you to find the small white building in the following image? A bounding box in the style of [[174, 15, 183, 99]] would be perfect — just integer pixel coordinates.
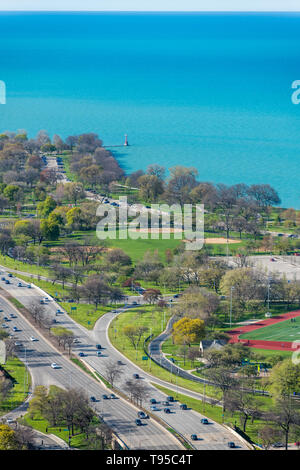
[[199, 339, 227, 357]]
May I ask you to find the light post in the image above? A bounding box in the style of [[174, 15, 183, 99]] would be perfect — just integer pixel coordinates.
[[266, 275, 272, 316], [230, 286, 235, 328]]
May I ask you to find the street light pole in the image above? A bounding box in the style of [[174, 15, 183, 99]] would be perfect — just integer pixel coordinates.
[[230, 286, 235, 328]]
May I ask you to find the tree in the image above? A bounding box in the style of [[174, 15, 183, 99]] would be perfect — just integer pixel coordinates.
[[164, 166, 198, 206], [123, 325, 148, 350], [123, 379, 150, 407], [267, 397, 300, 450], [28, 385, 49, 418], [226, 388, 261, 432], [258, 426, 280, 450], [37, 196, 57, 218], [268, 359, 300, 399], [172, 317, 205, 347], [51, 264, 72, 289], [104, 360, 123, 388], [203, 367, 238, 412], [64, 182, 85, 206], [142, 288, 162, 304], [0, 424, 19, 450], [80, 276, 112, 309], [220, 268, 265, 314], [137, 174, 164, 202]]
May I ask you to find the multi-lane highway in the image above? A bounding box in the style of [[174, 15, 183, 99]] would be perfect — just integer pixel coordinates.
[[0, 267, 249, 450], [0, 276, 182, 450]]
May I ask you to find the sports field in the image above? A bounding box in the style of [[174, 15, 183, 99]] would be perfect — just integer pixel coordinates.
[[240, 316, 300, 342], [228, 311, 300, 351]]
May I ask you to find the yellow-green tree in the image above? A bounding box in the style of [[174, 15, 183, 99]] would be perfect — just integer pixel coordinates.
[[172, 317, 205, 347], [0, 424, 18, 450]]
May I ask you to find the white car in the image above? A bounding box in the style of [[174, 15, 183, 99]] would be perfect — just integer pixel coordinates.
[[51, 363, 59, 369], [6, 418, 14, 424], [30, 336, 38, 341]]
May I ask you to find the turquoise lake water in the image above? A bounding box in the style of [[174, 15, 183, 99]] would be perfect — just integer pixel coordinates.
[[0, 12, 300, 207]]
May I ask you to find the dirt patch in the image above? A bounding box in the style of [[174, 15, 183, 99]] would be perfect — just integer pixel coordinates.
[[204, 238, 241, 244]]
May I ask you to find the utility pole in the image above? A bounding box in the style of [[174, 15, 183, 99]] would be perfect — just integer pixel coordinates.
[[230, 286, 235, 328]]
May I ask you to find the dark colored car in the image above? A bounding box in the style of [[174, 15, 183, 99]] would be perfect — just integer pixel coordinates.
[[78, 352, 85, 357], [167, 396, 174, 402], [137, 411, 148, 419], [150, 398, 157, 404], [201, 418, 209, 424], [191, 434, 198, 441], [180, 404, 187, 410], [110, 394, 117, 399], [135, 419, 142, 426], [96, 344, 102, 350], [90, 396, 96, 402], [133, 373, 139, 379], [228, 442, 235, 448], [164, 408, 171, 414], [102, 394, 109, 400]]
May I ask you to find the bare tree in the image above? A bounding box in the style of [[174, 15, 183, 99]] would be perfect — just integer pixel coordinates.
[[104, 360, 123, 388]]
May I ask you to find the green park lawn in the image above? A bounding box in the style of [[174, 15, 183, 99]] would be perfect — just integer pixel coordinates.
[[0, 357, 30, 416]]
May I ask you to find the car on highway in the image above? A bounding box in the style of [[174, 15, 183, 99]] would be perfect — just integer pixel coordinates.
[[6, 418, 15, 424], [137, 411, 148, 419], [227, 442, 235, 448], [12, 326, 18, 332], [73, 338, 80, 343], [78, 352, 85, 357], [190, 434, 198, 441], [272, 442, 285, 448], [17, 282, 23, 287], [167, 396, 174, 402], [8, 274, 13, 278], [150, 398, 157, 404], [40, 300, 45, 304], [90, 396, 96, 402], [135, 419, 142, 426], [51, 363, 59, 369], [102, 394, 109, 400], [1, 323, 8, 329], [30, 336, 38, 341], [180, 404, 187, 410], [150, 405, 160, 411], [96, 351, 102, 356], [27, 284, 31, 288], [164, 408, 171, 414], [133, 373, 139, 379], [117, 360, 123, 365], [1, 277, 6, 281], [10, 314, 16, 318], [96, 344, 102, 349], [3, 316, 9, 321], [201, 418, 209, 424], [5, 280, 10, 284], [110, 394, 117, 399], [56, 309, 63, 314]]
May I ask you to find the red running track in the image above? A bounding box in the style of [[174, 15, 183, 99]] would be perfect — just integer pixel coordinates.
[[228, 310, 300, 351]]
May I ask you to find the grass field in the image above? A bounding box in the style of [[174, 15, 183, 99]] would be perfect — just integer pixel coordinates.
[[240, 317, 300, 342]]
